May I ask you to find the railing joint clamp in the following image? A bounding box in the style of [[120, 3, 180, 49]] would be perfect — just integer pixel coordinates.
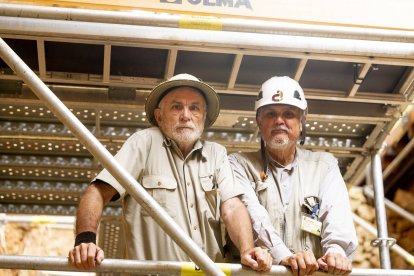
[[371, 237, 396, 248]]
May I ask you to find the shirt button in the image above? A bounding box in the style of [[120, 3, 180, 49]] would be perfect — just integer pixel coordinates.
[[187, 182, 190, 186], [157, 181, 161, 186], [193, 226, 198, 230], [190, 203, 194, 208]]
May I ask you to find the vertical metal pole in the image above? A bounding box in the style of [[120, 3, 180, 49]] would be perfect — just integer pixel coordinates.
[[0, 38, 225, 276], [371, 152, 391, 269]]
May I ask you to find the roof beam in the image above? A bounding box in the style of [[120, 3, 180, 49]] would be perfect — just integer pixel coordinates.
[[164, 48, 177, 80], [2, 17, 414, 65], [36, 39, 46, 79], [2, 4, 413, 43], [294, 58, 307, 81], [348, 63, 371, 97], [103, 44, 111, 83], [227, 54, 243, 89], [398, 67, 414, 102], [3, 32, 414, 67], [0, 73, 407, 105]]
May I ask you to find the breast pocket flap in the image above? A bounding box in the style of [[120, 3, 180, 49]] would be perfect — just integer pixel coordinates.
[[200, 175, 215, 192], [142, 175, 177, 190]]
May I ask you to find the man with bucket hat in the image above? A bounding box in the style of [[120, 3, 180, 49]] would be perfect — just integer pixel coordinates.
[[68, 74, 272, 272], [229, 76, 358, 276]]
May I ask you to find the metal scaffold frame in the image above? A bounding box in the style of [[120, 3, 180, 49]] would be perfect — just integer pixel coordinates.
[[0, 37, 225, 276], [1, 3, 414, 274], [1, 255, 414, 276]]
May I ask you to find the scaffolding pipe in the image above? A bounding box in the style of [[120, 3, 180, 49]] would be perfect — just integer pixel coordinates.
[[1, 255, 414, 276], [0, 38, 225, 276], [1, 4, 414, 43], [1, 17, 414, 59], [383, 137, 414, 179], [352, 213, 414, 268], [371, 153, 392, 269], [364, 187, 414, 224], [0, 213, 75, 225]]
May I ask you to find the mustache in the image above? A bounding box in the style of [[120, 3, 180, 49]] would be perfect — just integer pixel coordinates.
[[175, 122, 196, 129], [271, 125, 289, 132]]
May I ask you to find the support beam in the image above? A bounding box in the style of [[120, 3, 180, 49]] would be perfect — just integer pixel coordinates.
[[398, 68, 414, 102], [227, 53, 243, 89], [36, 39, 46, 79], [347, 123, 385, 185], [383, 136, 414, 179], [348, 63, 371, 97], [0, 97, 393, 124], [294, 58, 307, 81], [164, 48, 177, 79], [370, 153, 392, 269], [103, 44, 111, 83], [2, 32, 414, 67], [1, 17, 414, 60], [0, 73, 407, 105], [2, 4, 414, 43], [343, 155, 364, 183]]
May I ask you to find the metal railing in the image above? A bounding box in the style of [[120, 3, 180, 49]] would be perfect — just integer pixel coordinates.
[[1, 255, 414, 276], [364, 187, 414, 224], [0, 37, 224, 276], [352, 213, 414, 268], [0, 6, 413, 275], [370, 153, 392, 269], [1, 3, 414, 43], [1, 7, 414, 58]]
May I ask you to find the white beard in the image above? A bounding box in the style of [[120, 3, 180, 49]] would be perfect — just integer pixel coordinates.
[[266, 136, 291, 150], [265, 125, 293, 150], [161, 120, 203, 147], [170, 125, 203, 145]]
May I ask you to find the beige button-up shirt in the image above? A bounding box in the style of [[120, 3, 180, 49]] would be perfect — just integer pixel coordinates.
[[229, 148, 358, 264], [95, 127, 242, 262]]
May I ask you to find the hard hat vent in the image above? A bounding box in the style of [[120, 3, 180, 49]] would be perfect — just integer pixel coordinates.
[[294, 90, 302, 100], [257, 90, 263, 101]]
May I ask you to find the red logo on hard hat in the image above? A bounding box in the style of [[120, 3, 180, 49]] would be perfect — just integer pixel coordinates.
[[272, 90, 284, 102]]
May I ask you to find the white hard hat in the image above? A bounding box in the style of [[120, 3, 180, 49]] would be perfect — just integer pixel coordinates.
[[255, 76, 307, 111], [145, 73, 220, 127]]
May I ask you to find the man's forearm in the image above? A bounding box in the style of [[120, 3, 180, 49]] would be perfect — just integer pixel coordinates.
[[76, 181, 115, 234], [221, 197, 254, 253]]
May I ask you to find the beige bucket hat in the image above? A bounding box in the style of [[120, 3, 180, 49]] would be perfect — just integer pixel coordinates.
[[145, 74, 220, 127]]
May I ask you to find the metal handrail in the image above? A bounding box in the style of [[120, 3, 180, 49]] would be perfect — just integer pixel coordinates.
[[364, 187, 414, 224], [352, 213, 414, 268], [0, 38, 224, 276], [1, 255, 414, 276]]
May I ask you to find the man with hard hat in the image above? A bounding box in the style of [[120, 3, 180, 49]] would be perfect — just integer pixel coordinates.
[[229, 76, 358, 276], [68, 74, 272, 272]]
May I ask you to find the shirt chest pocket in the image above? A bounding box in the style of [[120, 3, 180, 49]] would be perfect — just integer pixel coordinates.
[[200, 175, 220, 221], [255, 180, 282, 227], [141, 175, 177, 218], [255, 181, 269, 205]]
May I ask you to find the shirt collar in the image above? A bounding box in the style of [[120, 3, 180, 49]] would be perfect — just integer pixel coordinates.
[[163, 136, 204, 157], [267, 148, 298, 171]]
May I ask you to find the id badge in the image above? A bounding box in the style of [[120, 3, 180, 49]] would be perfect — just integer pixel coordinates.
[[301, 214, 322, 237]]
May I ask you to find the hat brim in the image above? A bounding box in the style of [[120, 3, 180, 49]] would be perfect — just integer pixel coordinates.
[[145, 79, 220, 128]]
